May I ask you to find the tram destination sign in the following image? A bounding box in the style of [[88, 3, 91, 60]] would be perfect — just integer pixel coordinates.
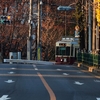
[[59, 43, 66, 46]]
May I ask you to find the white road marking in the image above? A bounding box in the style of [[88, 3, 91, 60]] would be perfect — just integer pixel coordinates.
[[94, 80, 100, 82], [96, 98, 100, 100], [5, 80, 15, 83], [33, 65, 36, 68], [57, 69, 61, 71], [0, 95, 11, 100], [35, 68, 38, 70], [33, 65, 38, 70], [74, 81, 84, 85], [63, 73, 69, 75], [8, 72, 15, 74], [11, 68, 16, 69], [77, 71, 82, 73]]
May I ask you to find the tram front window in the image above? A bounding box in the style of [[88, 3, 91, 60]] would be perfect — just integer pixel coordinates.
[[56, 47, 70, 56]]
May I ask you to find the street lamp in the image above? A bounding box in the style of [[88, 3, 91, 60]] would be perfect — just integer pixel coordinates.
[[57, 5, 74, 37], [57, 6, 74, 11]]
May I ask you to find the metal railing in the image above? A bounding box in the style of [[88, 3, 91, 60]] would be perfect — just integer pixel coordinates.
[[76, 52, 100, 68]]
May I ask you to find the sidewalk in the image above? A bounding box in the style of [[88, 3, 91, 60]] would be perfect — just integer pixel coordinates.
[[3, 59, 55, 65], [74, 62, 100, 76]]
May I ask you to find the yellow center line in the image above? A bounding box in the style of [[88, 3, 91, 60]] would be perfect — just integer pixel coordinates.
[[37, 72, 56, 100]]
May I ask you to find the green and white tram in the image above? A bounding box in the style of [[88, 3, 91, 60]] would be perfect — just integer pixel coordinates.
[[55, 37, 79, 64]]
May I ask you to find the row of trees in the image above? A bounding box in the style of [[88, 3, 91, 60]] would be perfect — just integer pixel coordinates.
[[0, 0, 29, 59], [42, 0, 76, 60], [0, 0, 85, 60]]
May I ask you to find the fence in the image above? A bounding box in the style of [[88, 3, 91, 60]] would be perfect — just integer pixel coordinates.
[[76, 52, 100, 68]]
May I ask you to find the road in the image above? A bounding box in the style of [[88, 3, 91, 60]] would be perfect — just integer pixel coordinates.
[[0, 63, 100, 100]]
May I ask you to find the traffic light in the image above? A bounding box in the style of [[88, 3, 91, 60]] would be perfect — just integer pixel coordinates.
[[7, 16, 11, 20], [0, 16, 6, 24], [0, 15, 11, 24], [6, 16, 11, 24]]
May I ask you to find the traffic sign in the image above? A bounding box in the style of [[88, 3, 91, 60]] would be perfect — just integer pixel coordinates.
[[75, 25, 79, 31], [75, 31, 80, 37]]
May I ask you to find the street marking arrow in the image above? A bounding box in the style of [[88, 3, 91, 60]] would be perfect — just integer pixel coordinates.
[[97, 98, 100, 100], [63, 73, 69, 75], [57, 69, 61, 71], [0, 95, 11, 100], [35, 68, 38, 70], [94, 80, 100, 82], [33, 65, 36, 68], [74, 81, 84, 85], [5, 80, 15, 83], [8, 72, 14, 74]]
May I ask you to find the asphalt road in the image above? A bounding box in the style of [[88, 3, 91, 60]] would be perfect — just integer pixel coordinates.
[[0, 63, 100, 100]]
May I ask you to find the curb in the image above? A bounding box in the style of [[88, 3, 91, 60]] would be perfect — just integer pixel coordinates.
[[74, 62, 100, 75]]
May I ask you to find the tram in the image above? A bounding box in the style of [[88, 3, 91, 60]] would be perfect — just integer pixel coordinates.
[[55, 37, 79, 64]]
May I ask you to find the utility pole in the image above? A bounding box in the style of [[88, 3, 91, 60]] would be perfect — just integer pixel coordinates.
[[27, 0, 33, 60], [88, 0, 92, 52], [85, 0, 88, 51], [92, 0, 96, 53], [65, 11, 67, 37], [37, 0, 42, 60], [96, 25, 99, 51]]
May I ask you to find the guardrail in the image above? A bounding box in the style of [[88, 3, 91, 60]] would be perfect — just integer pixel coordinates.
[[76, 52, 100, 68], [4, 59, 55, 65]]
